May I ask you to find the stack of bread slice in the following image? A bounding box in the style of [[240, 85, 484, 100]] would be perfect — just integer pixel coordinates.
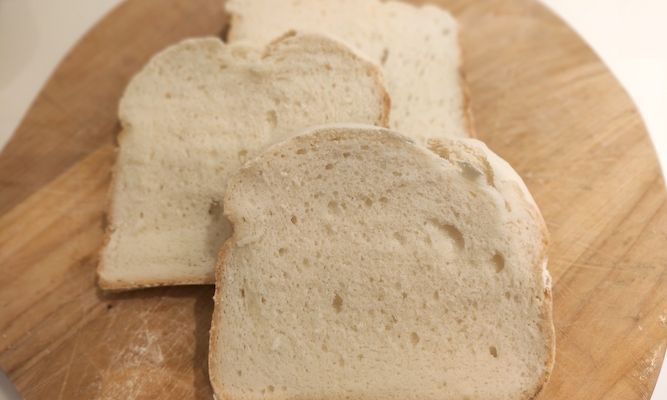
[[98, 1, 554, 399]]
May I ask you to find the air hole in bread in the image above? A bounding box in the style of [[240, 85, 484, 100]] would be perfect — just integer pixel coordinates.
[[489, 346, 498, 358], [426, 220, 464, 250], [362, 196, 373, 207], [325, 163, 334, 170], [327, 201, 339, 214], [393, 232, 406, 245], [164, 92, 172, 99], [492, 252, 505, 272], [433, 290, 440, 300], [410, 332, 420, 345], [290, 215, 298, 224], [207, 200, 222, 218], [380, 48, 389, 65], [296, 148, 306, 155], [302, 258, 310, 267], [460, 161, 482, 181], [332, 293, 343, 313], [266, 110, 278, 128], [379, 196, 388, 204]]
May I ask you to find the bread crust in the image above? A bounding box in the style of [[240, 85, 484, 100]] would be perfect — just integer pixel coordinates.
[[459, 70, 476, 139], [208, 238, 234, 399], [457, 35, 477, 139]]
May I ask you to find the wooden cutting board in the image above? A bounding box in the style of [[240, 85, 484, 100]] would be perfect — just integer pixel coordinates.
[[1, 0, 665, 398]]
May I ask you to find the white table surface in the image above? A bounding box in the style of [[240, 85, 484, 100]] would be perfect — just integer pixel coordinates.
[[0, 0, 665, 399]]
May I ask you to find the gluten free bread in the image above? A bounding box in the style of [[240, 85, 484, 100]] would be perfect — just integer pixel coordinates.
[[98, 33, 389, 289], [210, 125, 554, 399], [225, 0, 474, 142]]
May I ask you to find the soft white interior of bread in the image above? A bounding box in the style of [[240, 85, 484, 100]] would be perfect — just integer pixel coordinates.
[[211, 126, 553, 400], [226, 0, 470, 141], [98, 34, 388, 288]]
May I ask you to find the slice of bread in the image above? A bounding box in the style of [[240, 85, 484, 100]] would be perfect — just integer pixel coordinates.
[[97, 33, 389, 290], [225, 0, 474, 142], [210, 125, 554, 400]]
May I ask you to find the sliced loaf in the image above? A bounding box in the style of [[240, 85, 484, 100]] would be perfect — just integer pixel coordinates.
[[98, 33, 389, 289], [225, 0, 474, 142], [210, 125, 554, 400]]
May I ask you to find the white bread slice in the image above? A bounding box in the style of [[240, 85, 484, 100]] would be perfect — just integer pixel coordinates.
[[210, 125, 554, 400], [97, 33, 389, 289], [224, 0, 474, 142]]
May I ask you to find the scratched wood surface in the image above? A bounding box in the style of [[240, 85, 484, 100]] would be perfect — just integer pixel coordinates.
[[0, 0, 665, 398]]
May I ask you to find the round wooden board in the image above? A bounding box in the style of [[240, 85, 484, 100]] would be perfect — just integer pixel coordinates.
[[0, 0, 665, 398]]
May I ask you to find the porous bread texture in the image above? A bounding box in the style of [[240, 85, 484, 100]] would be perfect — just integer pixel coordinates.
[[97, 33, 389, 289], [210, 125, 554, 400], [225, 0, 474, 142]]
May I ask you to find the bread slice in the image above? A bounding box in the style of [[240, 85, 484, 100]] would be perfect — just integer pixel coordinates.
[[210, 125, 554, 400], [97, 33, 389, 289], [224, 0, 474, 142]]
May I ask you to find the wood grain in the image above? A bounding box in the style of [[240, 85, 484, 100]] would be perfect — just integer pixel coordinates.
[[0, 0, 665, 398]]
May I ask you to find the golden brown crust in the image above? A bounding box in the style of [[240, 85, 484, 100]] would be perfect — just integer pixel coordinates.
[[96, 128, 122, 290], [223, 8, 240, 43], [374, 70, 392, 128], [208, 237, 235, 399], [459, 69, 477, 138], [98, 274, 214, 291]]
